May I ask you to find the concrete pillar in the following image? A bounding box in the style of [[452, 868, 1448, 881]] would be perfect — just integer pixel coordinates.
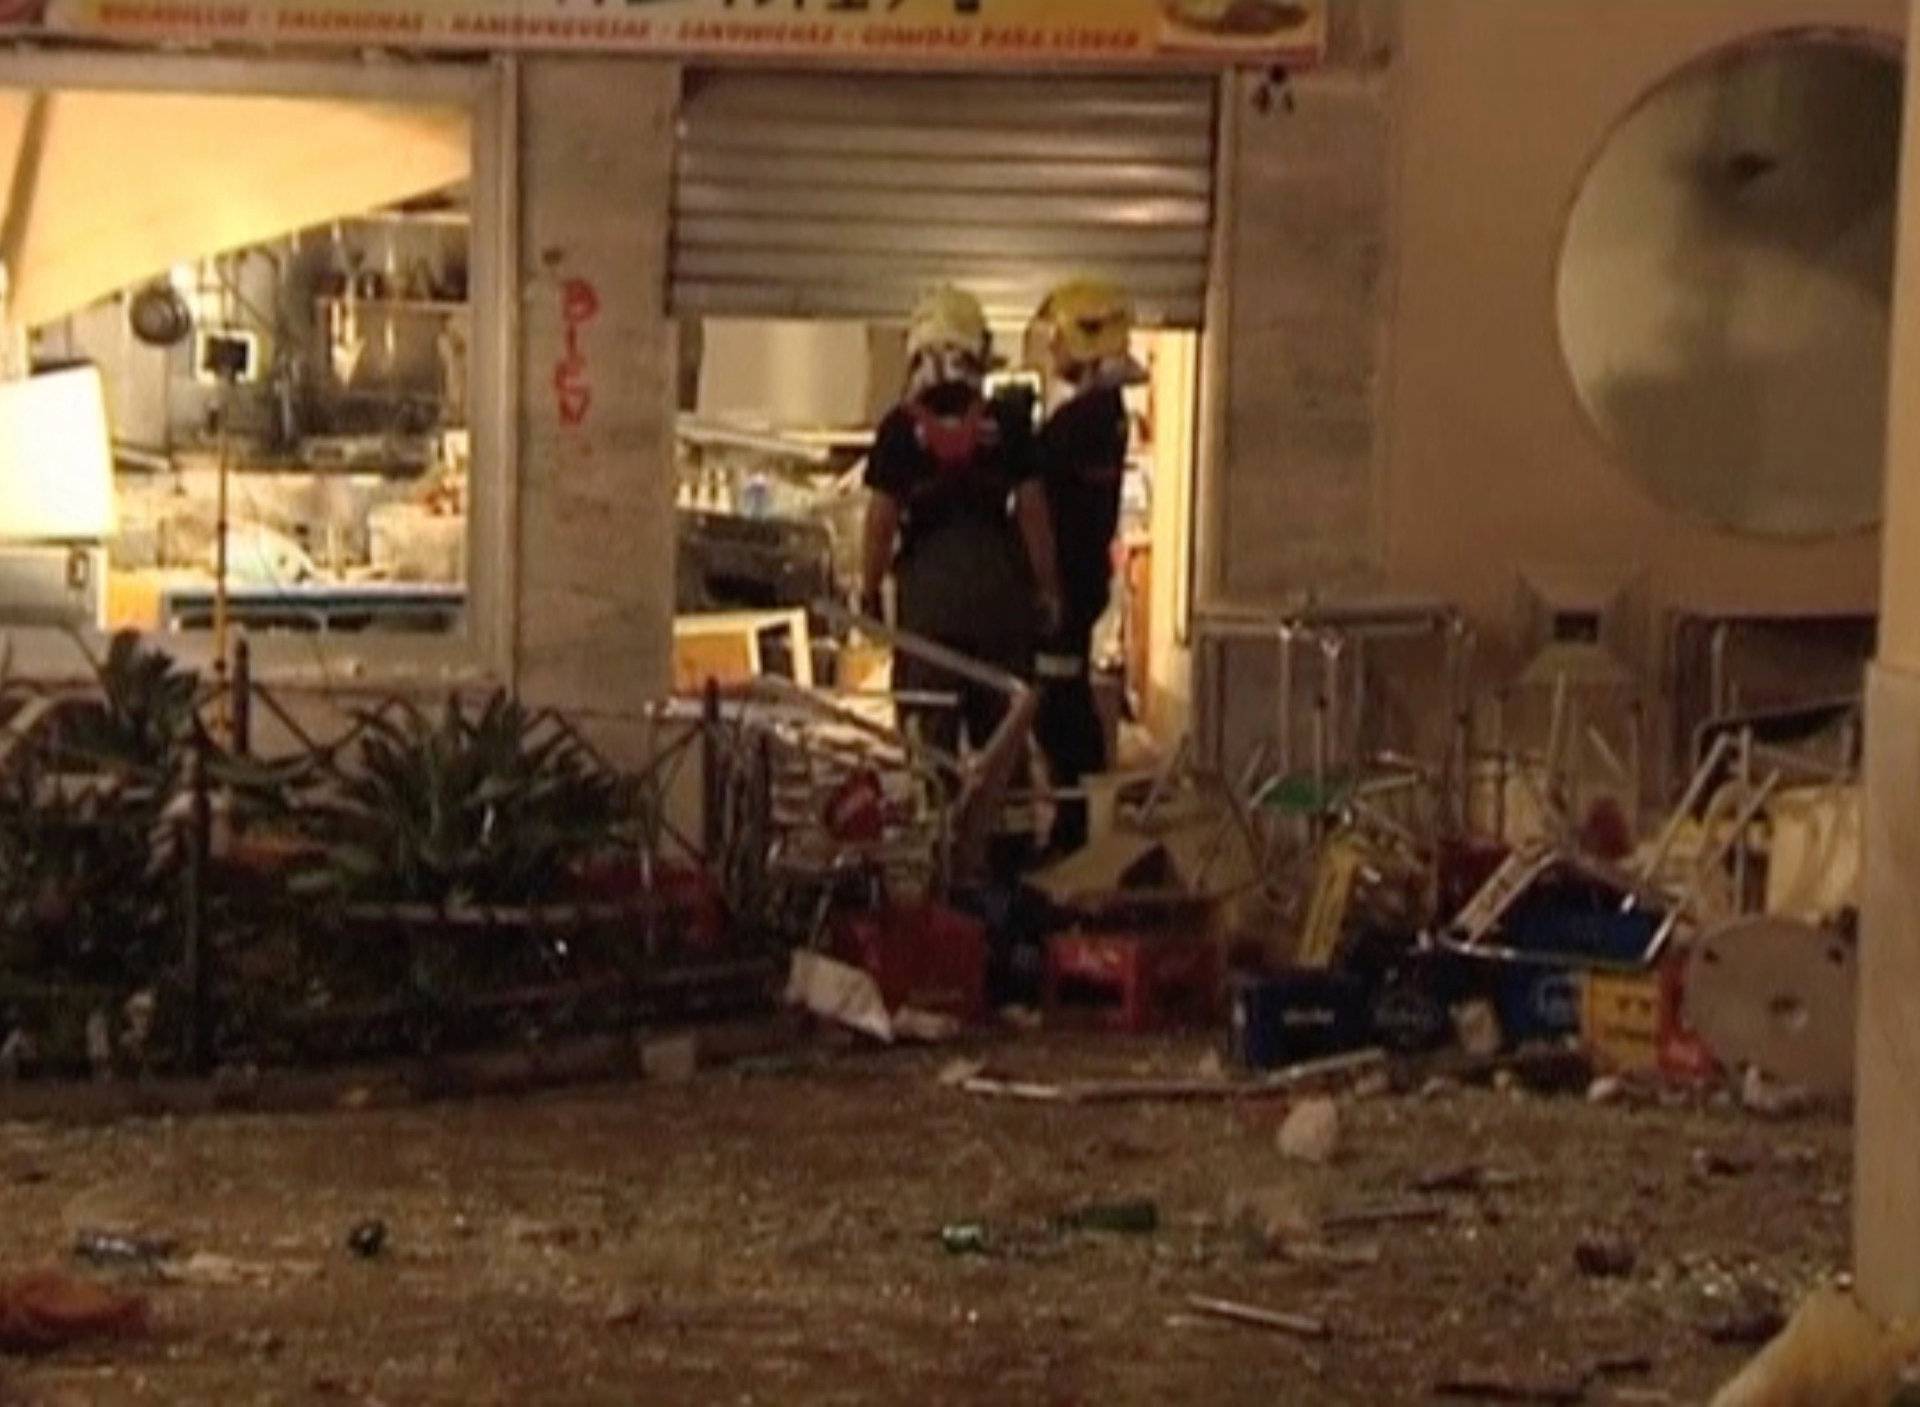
[[514, 57, 678, 745], [1856, 0, 1920, 1320]]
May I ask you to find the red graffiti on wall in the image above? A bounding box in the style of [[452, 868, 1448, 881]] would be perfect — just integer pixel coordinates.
[[553, 278, 601, 428]]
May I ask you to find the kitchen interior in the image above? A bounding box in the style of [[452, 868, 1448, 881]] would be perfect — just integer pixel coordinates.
[[0, 87, 473, 638], [674, 315, 1199, 750]]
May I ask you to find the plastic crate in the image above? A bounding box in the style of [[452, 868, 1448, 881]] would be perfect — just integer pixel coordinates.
[[1228, 970, 1373, 1071], [1582, 958, 1718, 1081], [1044, 931, 1217, 1033]]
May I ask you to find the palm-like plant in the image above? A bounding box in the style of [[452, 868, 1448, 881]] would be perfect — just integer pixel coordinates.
[[298, 691, 627, 908]]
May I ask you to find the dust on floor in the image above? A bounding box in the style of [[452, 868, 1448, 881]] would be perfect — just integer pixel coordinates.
[[0, 1035, 1849, 1406]]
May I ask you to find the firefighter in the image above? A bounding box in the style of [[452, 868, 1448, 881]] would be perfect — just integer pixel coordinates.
[[861, 285, 1063, 762], [1029, 278, 1144, 857]]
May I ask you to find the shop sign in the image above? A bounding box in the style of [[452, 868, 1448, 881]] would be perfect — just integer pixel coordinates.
[[27, 0, 1325, 66]]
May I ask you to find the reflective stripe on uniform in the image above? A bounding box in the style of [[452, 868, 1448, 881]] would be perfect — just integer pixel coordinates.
[[1034, 652, 1085, 680]]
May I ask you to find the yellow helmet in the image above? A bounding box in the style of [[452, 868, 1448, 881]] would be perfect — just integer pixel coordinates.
[[907, 285, 990, 363], [1037, 278, 1135, 367]]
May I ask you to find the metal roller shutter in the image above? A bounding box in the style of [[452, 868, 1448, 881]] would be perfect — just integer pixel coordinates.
[[671, 72, 1216, 327]]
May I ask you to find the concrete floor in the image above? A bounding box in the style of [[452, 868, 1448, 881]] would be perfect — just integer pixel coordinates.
[[0, 1035, 1847, 1405]]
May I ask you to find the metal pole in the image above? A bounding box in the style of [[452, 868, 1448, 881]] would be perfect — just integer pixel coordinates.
[[230, 635, 252, 758], [1733, 725, 1755, 913], [700, 678, 722, 865], [1348, 634, 1366, 778], [211, 375, 234, 745], [1709, 620, 1732, 719], [180, 742, 211, 1076], [1493, 690, 1509, 844], [1449, 621, 1475, 836], [1276, 624, 1295, 782], [1628, 699, 1644, 835], [1635, 730, 1736, 891]]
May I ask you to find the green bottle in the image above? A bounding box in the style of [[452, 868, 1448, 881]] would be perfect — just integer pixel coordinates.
[[941, 1224, 991, 1256], [1058, 1200, 1160, 1235]]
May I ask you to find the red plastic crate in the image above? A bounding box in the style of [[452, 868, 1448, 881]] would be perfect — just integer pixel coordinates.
[[1044, 931, 1218, 1033], [831, 902, 987, 1026]]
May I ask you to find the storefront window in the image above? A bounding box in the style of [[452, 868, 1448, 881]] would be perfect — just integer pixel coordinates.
[[0, 56, 505, 678]]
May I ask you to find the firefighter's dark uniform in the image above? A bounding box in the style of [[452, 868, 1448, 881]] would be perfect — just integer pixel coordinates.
[[1034, 383, 1128, 854], [865, 384, 1041, 759]]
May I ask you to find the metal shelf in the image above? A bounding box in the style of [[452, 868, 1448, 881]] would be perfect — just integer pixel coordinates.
[[315, 296, 468, 315]]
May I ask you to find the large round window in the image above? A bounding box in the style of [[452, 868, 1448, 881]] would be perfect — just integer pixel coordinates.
[[1556, 35, 1903, 538]]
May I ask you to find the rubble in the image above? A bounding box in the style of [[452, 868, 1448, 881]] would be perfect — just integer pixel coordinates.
[[954, 1048, 1386, 1105], [1224, 1184, 1321, 1253], [345, 1220, 388, 1260], [1740, 1067, 1815, 1120], [0, 1271, 147, 1352], [1276, 1098, 1341, 1165], [1574, 1235, 1637, 1279], [1433, 1368, 1587, 1404], [1184, 1293, 1330, 1340]]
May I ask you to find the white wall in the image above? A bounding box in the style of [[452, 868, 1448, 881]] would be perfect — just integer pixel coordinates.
[[1384, 0, 1899, 656]]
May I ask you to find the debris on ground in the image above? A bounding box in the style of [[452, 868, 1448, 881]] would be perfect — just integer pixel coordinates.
[[1054, 1200, 1159, 1235], [939, 1223, 990, 1257], [1276, 1097, 1341, 1165], [0, 1029, 1860, 1402], [0, 1271, 148, 1352], [935, 1058, 986, 1088], [1708, 1285, 1920, 1407], [163, 1251, 305, 1288], [1433, 1367, 1588, 1404], [1322, 1200, 1447, 1233], [785, 951, 893, 1043], [71, 1229, 177, 1272], [1411, 1164, 1521, 1196], [1225, 1184, 1321, 1252], [1691, 1147, 1758, 1180], [1740, 1067, 1815, 1121], [1184, 1293, 1330, 1340], [1434, 1352, 1652, 1405], [956, 1048, 1385, 1105], [345, 1220, 388, 1260], [1702, 1287, 1789, 1348], [1280, 1240, 1383, 1269], [1574, 1234, 1637, 1279]]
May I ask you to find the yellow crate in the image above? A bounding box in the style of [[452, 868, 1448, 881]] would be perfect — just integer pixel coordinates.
[[1582, 968, 1662, 1075]]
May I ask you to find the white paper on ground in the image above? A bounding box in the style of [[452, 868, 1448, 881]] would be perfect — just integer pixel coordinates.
[[785, 951, 893, 1043]]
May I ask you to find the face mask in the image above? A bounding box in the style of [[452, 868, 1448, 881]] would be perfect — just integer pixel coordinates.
[[907, 345, 985, 401]]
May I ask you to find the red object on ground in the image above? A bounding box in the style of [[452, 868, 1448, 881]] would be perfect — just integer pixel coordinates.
[[1044, 931, 1219, 1033], [1655, 959, 1720, 1083], [0, 1271, 147, 1353], [831, 902, 987, 1025]]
